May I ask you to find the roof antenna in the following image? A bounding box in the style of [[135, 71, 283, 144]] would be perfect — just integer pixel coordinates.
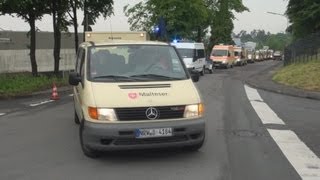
[[109, 18, 113, 41]]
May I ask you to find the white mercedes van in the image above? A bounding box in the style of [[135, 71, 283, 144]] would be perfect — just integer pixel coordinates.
[[69, 41, 205, 158], [170, 42, 206, 76]]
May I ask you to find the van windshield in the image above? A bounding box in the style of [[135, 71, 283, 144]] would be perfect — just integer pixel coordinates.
[[177, 49, 195, 58], [234, 51, 241, 56], [88, 45, 188, 82], [211, 49, 228, 56]]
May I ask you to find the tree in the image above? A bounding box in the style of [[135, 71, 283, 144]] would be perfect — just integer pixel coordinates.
[[67, 0, 114, 53], [286, 0, 320, 39], [124, 0, 209, 42], [82, 0, 114, 39], [51, 0, 69, 76], [0, 0, 48, 76], [237, 29, 292, 51], [207, 0, 249, 47], [67, 0, 81, 53]]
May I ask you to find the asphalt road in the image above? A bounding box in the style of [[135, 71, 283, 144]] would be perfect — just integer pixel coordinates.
[[1, 61, 319, 180]]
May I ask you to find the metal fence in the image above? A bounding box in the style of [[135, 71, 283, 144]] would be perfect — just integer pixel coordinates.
[[284, 32, 320, 66]]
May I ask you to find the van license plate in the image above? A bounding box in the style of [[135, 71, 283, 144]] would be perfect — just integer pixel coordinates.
[[135, 128, 173, 138]]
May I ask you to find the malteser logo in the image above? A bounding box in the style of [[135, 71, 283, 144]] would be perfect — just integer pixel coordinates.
[[139, 92, 168, 97], [128, 93, 138, 99]]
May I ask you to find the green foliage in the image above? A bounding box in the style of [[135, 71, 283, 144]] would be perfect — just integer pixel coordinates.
[[0, 73, 68, 97], [85, 0, 114, 24], [237, 29, 292, 51], [273, 60, 320, 91], [208, 0, 249, 48], [0, 0, 49, 21], [286, 0, 320, 39], [265, 33, 292, 51], [124, 0, 209, 41]]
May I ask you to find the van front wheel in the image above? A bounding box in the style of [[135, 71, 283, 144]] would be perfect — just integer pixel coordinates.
[[80, 120, 102, 158], [200, 67, 205, 76]]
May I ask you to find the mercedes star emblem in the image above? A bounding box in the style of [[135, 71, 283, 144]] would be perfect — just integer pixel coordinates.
[[145, 107, 159, 120]]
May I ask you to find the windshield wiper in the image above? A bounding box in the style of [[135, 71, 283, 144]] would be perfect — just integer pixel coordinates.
[[131, 74, 183, 80], [93, 75, 136, 81]]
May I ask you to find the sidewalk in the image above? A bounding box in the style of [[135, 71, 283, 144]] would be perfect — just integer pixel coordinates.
[[0, 85, 72, 100], [245, 61, 320, 101]]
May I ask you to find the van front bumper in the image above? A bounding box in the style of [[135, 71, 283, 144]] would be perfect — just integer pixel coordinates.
[[82, 119, 205, 151], [213, 61, 228, 67]]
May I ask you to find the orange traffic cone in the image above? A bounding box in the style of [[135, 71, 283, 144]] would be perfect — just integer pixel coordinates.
[[51, 83, 59, 100]]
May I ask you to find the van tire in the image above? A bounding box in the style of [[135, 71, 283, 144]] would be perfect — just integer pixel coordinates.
[[74, 110, 80, 125], [200, 67, 205, 76], [80, 120, 102, 158]]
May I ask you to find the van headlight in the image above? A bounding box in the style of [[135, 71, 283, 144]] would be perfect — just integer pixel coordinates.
[[184, 103, 204, 118], [88, 107, 118, 121]]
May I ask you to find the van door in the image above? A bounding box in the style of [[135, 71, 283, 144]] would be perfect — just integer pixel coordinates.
[[74, 48, 86, 121], [196, 49, 206, 71]]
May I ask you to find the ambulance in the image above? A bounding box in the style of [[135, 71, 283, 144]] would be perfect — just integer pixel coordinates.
[[210, 45, 236, 69]]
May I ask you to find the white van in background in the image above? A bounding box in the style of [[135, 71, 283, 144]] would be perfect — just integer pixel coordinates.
[[171, 42, 206, 76]]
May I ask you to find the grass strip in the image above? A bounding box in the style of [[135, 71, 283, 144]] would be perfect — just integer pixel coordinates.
[[273, 60, 320, 91]]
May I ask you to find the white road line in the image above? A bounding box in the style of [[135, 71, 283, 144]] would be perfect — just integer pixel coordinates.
[[69, 94, 74, 97], [245, 85, 285, 125], [245, 85, 320, 179], [268, 129, 320, 179], [244, 85, 264, 102], [0, 113, 5, 116], [29, 100, 54, 107]]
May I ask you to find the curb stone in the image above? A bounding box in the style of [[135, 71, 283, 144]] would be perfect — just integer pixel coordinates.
[[245, 62, 320, 101]]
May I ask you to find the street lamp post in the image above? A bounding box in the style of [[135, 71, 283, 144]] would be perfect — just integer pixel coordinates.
[[267, 11, 289, 31]]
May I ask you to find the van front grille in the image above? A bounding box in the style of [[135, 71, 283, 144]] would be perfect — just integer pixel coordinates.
[[115, 106, 185, 121], [119, 84, 171, 89]]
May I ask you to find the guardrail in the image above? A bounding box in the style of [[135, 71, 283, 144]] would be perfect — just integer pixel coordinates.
[[284, 32, 320, 66]]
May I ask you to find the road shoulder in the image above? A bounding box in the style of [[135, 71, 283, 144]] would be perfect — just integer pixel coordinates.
[[245, 61, 320, 101]]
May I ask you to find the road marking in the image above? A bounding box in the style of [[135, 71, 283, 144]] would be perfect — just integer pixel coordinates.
[[245, 85, 285, 125], [29, 100, 54, 107], [268, 129, 320, 179], [69, 94, 74, 97], [245, 85, 320, 179], [0, 113, 5, 116], [244, 85, 264, 102]]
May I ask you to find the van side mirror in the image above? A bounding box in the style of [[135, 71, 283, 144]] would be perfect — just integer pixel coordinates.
[[188, 69, 200, 82], [69, 72, 81, 86]]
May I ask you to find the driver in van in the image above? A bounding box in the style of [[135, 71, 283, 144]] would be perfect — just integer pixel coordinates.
[[153, 53, 171, 71]]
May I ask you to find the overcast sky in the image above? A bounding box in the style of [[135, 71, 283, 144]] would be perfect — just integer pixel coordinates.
[[0, 0, 288, 34]]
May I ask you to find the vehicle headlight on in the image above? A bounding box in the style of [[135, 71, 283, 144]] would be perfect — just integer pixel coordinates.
[[88, 107, 118, 121], [184, 103, 204, 118]]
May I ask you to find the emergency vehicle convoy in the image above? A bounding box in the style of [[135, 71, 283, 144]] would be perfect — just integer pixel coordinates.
[[70, 32, 205, 158]]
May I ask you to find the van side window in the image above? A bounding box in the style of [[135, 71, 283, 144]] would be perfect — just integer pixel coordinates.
[[197, 49, 205, 58], [76, 48, 84, 74], [79, 50, 86, 78]]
